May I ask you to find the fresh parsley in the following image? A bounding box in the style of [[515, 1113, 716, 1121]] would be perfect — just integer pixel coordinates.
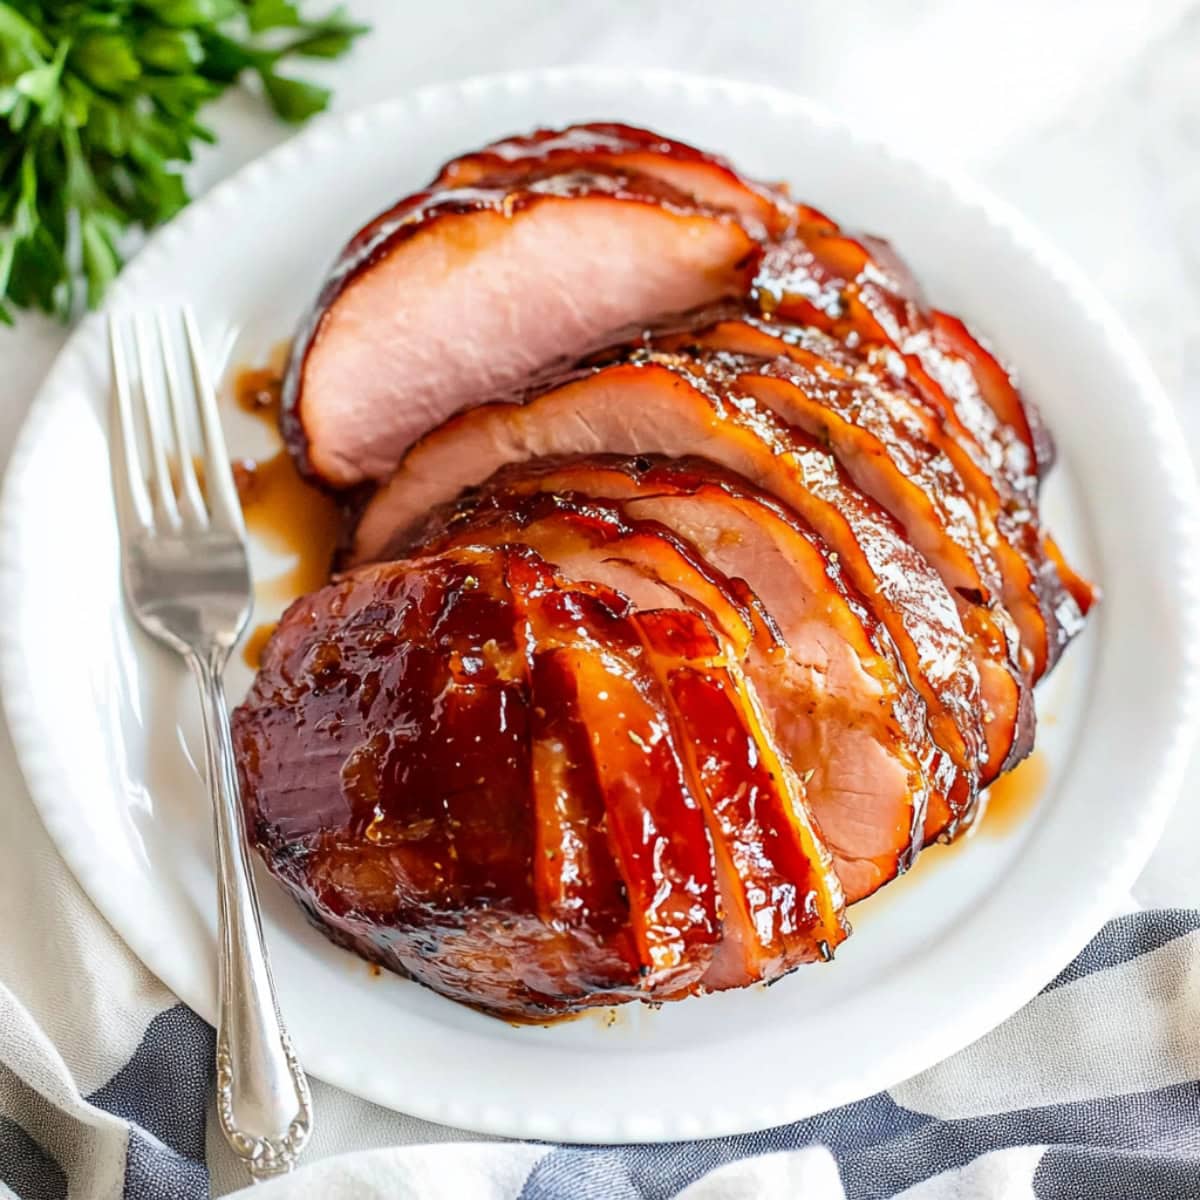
[[0, 1, 368, 322]]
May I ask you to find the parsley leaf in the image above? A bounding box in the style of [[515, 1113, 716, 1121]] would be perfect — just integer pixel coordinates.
[[0, 0, 368, 322]]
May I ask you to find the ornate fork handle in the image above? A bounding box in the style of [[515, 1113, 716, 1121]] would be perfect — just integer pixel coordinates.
[[189, 645, 313, 1179]]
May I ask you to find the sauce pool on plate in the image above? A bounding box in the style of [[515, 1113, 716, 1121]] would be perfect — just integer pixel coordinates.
[[228, 355, 342, 622], [241, 621, 278, 671], [976, 749, 1048, 837]]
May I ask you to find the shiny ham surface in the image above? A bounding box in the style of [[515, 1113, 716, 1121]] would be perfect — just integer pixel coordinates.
[[420, 471, 938, 902], [236, 122, 1095, 1020], [233, 545, 846, 1017], [430, 122, 795, 238], [649, 317, 1082, 678], [348, 358, 989, 790]]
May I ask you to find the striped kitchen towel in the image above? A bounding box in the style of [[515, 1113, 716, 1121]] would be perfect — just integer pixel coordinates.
[[3, 906, 1199, 1199]]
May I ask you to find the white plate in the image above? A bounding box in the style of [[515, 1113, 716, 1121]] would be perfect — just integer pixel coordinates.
[[3, 68, 1199, 1143]]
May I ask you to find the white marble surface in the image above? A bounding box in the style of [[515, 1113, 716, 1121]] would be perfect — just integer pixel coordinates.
[[2, 0, 1197, 981]]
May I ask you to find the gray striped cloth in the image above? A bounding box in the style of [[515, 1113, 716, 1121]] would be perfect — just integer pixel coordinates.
[[3, 896, 1199, 1197]]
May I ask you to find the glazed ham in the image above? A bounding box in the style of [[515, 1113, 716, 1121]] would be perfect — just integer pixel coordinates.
[[235, 123, 1095, 1019], [649, 317, 1081, 678], [348, 358, 989, 787], [420, 470, 939, 902], [233, 545, 846, 1017]]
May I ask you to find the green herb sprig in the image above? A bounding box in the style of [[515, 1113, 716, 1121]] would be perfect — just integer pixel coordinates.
[[0, 0, 368, 323]]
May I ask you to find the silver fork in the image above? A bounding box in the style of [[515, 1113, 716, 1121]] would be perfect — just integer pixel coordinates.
[[109, 309, 312, 1180]]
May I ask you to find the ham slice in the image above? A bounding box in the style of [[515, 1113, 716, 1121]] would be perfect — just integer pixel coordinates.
[[283, 171, 760, 487], [349, 358, 987, 821]]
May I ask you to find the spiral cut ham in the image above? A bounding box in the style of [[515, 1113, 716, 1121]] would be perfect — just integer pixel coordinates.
[[235, 123, 1095, 1020]]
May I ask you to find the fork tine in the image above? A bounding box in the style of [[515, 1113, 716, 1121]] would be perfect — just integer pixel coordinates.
[[133, 314, 182, 530], [183, 307, 245, 536], [108, 316, 153, 531], [156, 312, 209, 528]]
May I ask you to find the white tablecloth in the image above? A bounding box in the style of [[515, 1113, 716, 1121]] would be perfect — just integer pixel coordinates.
[[2, 3, 1198, 1195]]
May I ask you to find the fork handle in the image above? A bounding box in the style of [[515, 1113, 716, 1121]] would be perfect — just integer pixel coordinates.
[[188, 647, 313, 1180]]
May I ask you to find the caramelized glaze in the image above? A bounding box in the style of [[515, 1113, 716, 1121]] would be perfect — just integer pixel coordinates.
[[421, 476, 925, 903], [234, 546, 725, 1018]]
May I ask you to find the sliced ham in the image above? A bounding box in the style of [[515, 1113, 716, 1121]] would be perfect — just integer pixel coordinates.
[[526, 647, 646, 999], [513, 560, 725, 991], [349, 358, 987, 814], [235, 122, 1099, 1022], [422, 498, 847, 972], [755, 227, 1054, 492], [649, 316, 1084, 678], [235, 545, 734, 1016], [283, 170, 761, 488], [427, 467, 942, 899], [673, 350, 1031, 778], [424, 495, 757, 647], [634, 607, 847, 985]]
